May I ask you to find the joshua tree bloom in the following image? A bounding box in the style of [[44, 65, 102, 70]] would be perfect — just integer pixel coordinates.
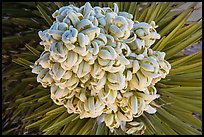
[[31, 2, 171, 134], [2, 2, 201, 135]]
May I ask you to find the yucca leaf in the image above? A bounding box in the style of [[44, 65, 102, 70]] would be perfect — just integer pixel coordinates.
[[138, 7, 149, 22], [35, 102, 53, 113], [161, 97, 201, 115], [167, 71, 201, 79], [25, 44, 40, 56], [170, 50, 201, 67], [146, 113, 178, 135], [123, 2, 130, 11], [120, 2, 124, 11], [159, 104, 199, 134], [3, 35, 21, 44], [25, 113, 60, 129], [52, 111, 69, 124], [21, 77, 37, 82], [169, 92, 201, 99], [2, 128, 20, 135], [164, 20, 202, 51], [22, 33, 40, 42], [15, 2, 36, 7], [95, 122, 108, 135], [46, 106, 66, 116], [184, 58, 202, 66], [144, 2, 156, 23], [128, 2, 137, 15], [43, 113, 78, 132], [36, 4, 53, 26], [143, 114, 165, 135], [39, 115, 60, 132], [10, 18, 42, 28], [68, 119, 87, 135], [43, 129, 56, 135], [55, 2, 64, 8], [151, 36, 166, 50], [155, 17, 186, 51], [15, 87, 48, 103], [49, 2, 58, 11], [2, 9, 36, 18], [169, 61, 201, 76], [174, 19, 201, 38], [37, 95, 50, 103], [157, 14, 178, 33], [15, 91, 42, 103], [158, 9, 183, 23], [12, 57, 34, 68], [161, 82, 201, 88], [31, 10, 44, 18], [174, 22, 196, 36], [10, 108, 23, 121], [160, 86, 201, 92], [159, 8, 193, 36], [133, 4, 140, 21], [3, 65, 27, 78], [2, 26, 14, 32], [155, 2, 173, 23], [165, 29, 202, 60], [18, 101, 40, 109], [98, 2, 103, 8], [22, 105, 57, 123], [147, 3, 161, 23], [12, 60, 29, 68], [89, 121, 98, 135], [139, 115, 155, 135], [154, 99, 186, 113], [172, 67, 201, 75], [161, 90, 201, 105], [164, 77, 202, 83], [114, 128, 126, 135], [77, 119, 94, 135], [139, 3, 151, 16], [60, 121, 76, 135], [164, 108, 201, 130], [157, 108, 200, 135]]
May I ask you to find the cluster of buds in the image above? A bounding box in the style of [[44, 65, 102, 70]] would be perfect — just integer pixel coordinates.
[[31, 2, 171, 134]]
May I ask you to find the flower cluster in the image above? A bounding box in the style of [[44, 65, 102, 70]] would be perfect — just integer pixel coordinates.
[[31, 2, 171, 134]]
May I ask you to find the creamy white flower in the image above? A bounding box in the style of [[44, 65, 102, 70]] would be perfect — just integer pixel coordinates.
[[35, 51, 52, 69], [132, 21, 161, 48], [38, 30, 56, 51], [49, 42, 68, 62], [37, 68, 54, 88], [31, 65, 43, 74], [32, 2, 171, 134], [50, 84, 70, 105]]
